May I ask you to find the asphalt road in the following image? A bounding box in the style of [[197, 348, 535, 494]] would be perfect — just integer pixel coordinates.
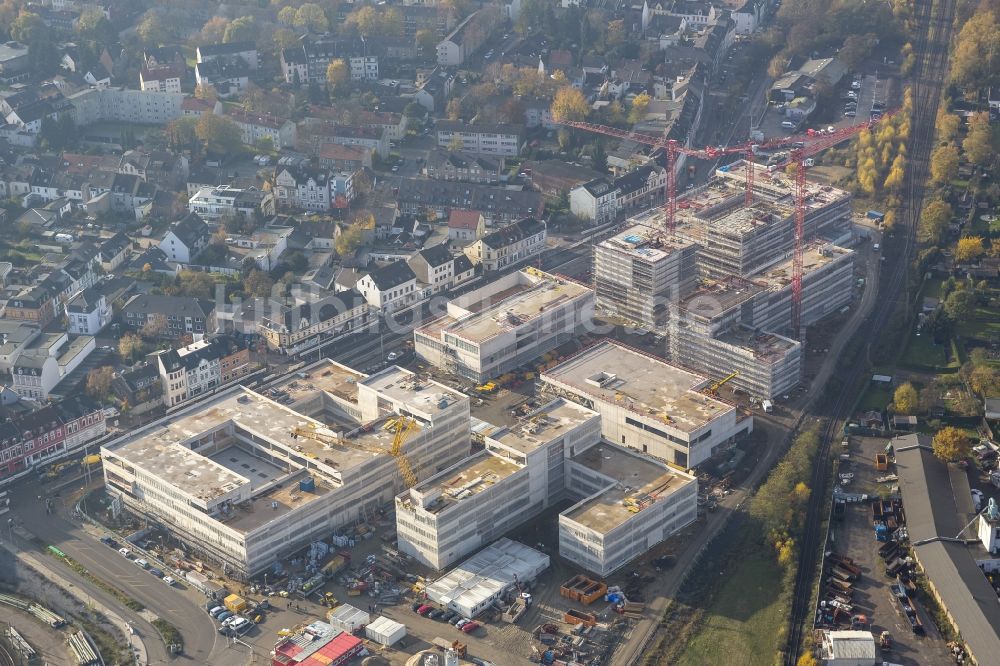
[[5, 477, 225, 662]]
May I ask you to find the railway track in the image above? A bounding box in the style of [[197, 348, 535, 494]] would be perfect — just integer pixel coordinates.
[[782, 0, 956, 661], [0, 640, 14, 666]]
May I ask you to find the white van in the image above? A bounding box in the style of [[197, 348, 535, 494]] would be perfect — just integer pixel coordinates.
[[781, 120, 795, 129]]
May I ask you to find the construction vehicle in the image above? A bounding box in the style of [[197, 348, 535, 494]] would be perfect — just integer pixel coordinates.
[[474, 382, 497, 394], [705, 371, 739, 396], [879, 631, 892, 649], [390, 417, 418, 488]]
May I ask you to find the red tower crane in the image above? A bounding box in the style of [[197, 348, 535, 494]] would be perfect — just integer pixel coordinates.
[[559, 113, 895, 336]]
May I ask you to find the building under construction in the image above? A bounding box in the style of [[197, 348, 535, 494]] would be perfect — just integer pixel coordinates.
[[593, 162, 857, 398], [413, 268, 594, 382], [101, 360, 470, 577], [395, 397, 698, 577]]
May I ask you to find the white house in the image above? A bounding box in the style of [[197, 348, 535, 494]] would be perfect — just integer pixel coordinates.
[[139, 66, 183, 93], [570, 178, 620, 225], [11, 333, 95, 400], [356, 260, 419, 314], [274, 166, 334, 212], [159, 212, 209, 263], [225, 108, 297, 150], [65, 288, 112, 335]]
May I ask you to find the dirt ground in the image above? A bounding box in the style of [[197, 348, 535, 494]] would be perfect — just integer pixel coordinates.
[[825, 435, 955, 665]]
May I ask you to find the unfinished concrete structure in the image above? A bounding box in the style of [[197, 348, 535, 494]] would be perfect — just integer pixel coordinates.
[[540, 341, 751, 468], [413, 268, 594, 382], [395, 397, 698, 576], [101, 360, 470, 577]]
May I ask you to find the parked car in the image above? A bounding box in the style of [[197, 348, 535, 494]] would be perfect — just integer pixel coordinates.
[[411, 601, 424, 612], [450, 615, 465, 625], [461, 621, 481, 633], [216, 611, 234, 623], [118, 547, 130, 558], [134, 558, 149, 569], [149, 568, 163, 578], [163, 576, 175, 586], [455, 618, 470, 628], [844, 111, 856, 117], [417, 605, 433, 616], [442, 611, 457, 623], [101, 537, 120, 549], [209, 606, 226, 618]]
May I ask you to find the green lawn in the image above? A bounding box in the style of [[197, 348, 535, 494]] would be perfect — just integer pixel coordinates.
[[900, 330, 952, 369], [858, 384, 892, 411], [675, 550, 786, 666], [957, 320, 1000, 340]]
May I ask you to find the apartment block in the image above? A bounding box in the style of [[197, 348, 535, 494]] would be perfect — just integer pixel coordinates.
[[101, 362, 471, 577], [541, 341, 752, 468], [462, 218, 546, 272], [414, 268, 594, 382], [436, 121, 523, 157]]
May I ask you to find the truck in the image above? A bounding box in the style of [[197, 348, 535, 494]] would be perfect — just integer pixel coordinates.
[[224, 594, 248, 614], [186, 571, 227, 599], [761, 399, 773, 413], [322, 555, 347, 578]]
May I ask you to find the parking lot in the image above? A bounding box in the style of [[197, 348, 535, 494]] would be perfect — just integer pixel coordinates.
[[824, 434, 955, 665]]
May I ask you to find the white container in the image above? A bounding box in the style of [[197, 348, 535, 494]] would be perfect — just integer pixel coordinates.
[[365, 616, 406, 646]]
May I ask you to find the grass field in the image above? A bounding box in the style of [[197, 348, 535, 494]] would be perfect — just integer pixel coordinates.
[[858, 384, 893, 411], [674, 550, 786, 666], [900, 330, 952, 368]]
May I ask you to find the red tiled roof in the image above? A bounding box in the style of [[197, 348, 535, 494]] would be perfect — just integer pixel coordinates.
[[448, 209, 481, 230]]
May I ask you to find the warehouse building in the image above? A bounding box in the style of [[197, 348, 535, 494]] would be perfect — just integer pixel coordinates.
[[413, 268, 594, 382], [396, 398, 600, 569], [593, 225, 699, 327], [424, 538, 550, 618], [540, 341, 751, 468], [101, 361, 470, 577]]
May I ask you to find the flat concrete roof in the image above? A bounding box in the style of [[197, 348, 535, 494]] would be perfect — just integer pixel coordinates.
[[542, 342, 733, 433], [752, 243, 853, 291], [598, 224, 698, 263], [417, 272, 591, 345], [223, 469, 332, 533], [563, 443, 694, 535], [715, 325, 799, 362], [489, 398, 597, 455], [276, 360, 366, 405], [677, 276, 764, 316], [361, 366, 466, 416], [410, 452, 522, 513]]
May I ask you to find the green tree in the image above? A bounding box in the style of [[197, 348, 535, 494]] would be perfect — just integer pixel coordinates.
[[136, 12, 168, 47], [294, 4, 329, 32], [243, 269, 274, 298], [195, 114, 243, 155], [224, 16, 256, 44], [970, 365, 1000, 396], [255, 136, 274, 154], [944, 289, 976, 322], [932, 426, 971, 462], [416, 28, 438, 53], [10, 11, 44, 43], [963, 112, 994, 168], [839, 33, 877, 70], [76, 8, 115, 46], [175, 271, 216, 299], [277, 6, 297, 26], [893, 382, 919, 414]]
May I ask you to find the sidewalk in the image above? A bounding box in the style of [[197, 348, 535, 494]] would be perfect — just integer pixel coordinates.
[[4, 544, 148, 666]]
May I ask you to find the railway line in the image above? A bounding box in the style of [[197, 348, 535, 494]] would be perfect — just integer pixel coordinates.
[[782, 0, 956, 661]]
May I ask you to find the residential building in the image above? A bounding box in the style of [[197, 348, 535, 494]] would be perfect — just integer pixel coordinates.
[[321, 125, 390, 159], [257, 290, 378, 356], [0, 396, 106, 479], [436, 121, 523, 157], [188, 185, 273, 222], [118, 150, 189, 188], [65, 288, 112, 335], [194, 59, 250, 99], [541, 341, 753, 468], [196, 42, 259, 70], [463, 218, 547, 272], [570, 178, 619, 225], [225, 109, 297, 150], [424, 150, 503, 184], [101, 362, 471, 576], [139, 66, 183, 93], [67, 88, 184, 126], [158, 335, 252, 407], [274, 166, 330, 212], [2, 283, 58, 326], [615, 165, 666, 214], [181, 96, 214, 118], [11, 332, 95, 400], [0, 41, 30, 83], [413, 66, 454, 112], [356, 261, 419, 314], [120, 294, 216, 339], [447, 209, 485, 244], [0, 320, 41, 372], [436, 8, 501, 66], [360, 109, 408, 141], [99, 232, 131, 271], [414, 268, 592, 382], [280, 37, 377, 85], [407, 244, 476, 295], [159, 212, 209, 263], [318, 143, 372, 171], [395, 179, 543, 226]]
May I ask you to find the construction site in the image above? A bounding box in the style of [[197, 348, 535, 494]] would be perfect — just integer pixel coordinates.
[[591, 160, 858, 400]]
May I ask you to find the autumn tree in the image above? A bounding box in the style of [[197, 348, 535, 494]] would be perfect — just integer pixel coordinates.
[[277, 6, 297, 25], [839, 33, 877, 70], [627, 93, 651, 125], [136, 11, 168, 47], [970, 365, 1000, 396], [196, 114, 243, 155], [550, 87, 589, 123], [85, 366, 115, 401], [326, 59, 349, 90], [917, 199, 952, 245], [930, 143, 960, 186], [224, 16, 256, 44], [294, 3, 329, 32], [199, 16, 228, 44], [963, 112, 994, 168], [932, 426, 972, 462], [936, 109, 961, 143], [335, 223, 366, 256], [11, 11, 45, 43], [447, 134, 464, 152], [950, 10, 1000, 89], [883, 154, 906, 192], [894, 382, 919, 414], [244, 269, 274, 298], [119, 333, 144, 362], [796, 652, 819, 666], [956, 236, 985, 263], [446, 98, 462, 122], [76, 8, 115, 47]]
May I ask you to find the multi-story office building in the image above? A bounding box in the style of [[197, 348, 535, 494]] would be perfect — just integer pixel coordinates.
[[101, 361, 470, 577], [541, 341, 752, 468], [414, 268, 593, 382]]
